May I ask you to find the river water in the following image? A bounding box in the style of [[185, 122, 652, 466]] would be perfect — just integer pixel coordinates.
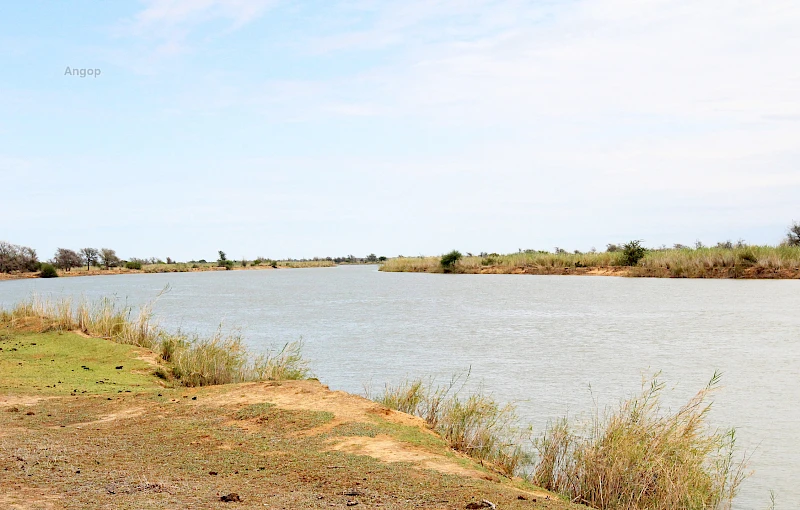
[[1, 265, 798, 508]]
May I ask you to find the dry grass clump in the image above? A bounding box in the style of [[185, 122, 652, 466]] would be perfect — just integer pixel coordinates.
[[532, 372, 749, 510], [375, 374, 531, 476], [0, 295, 309, 387]]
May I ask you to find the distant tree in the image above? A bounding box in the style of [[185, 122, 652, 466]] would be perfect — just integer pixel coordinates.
[[787, 221, 800, 247], [366, 253, 378, 263], [218, 251, 227, 262], [79, 247, 99, 270], [716, 240, 734, 250], [166, 257, 174, 264], [694, 240, 705, 249], [54, 248, 82, 271], [554, 247, 567, 254], [440, 250, 462, 272], [0, 241, 39, 273], [673, 244, 690, 250], [620, 240, 647, 266], [99, 248, 120, 269], [378, 256, 387, 262], [606, 244, 621, 253]]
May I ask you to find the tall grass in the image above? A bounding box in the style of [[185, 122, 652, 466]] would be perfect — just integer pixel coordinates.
[[375, 372, 749, 509], [532, 372, 749, 510], [380, 245, 800, 278], [375, 373, 531, 477], [0, 295, 310, 387]]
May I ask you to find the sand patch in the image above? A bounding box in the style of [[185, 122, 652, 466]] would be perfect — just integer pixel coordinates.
[[0, 486, 63, 509], [60, 407, 145, 429], [0, 395, 55, 408]]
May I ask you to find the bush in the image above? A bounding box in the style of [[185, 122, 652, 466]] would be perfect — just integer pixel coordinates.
[[39, 264, 58, 278], [125, 261, 143, 270], [620, 240, 647, 266], [440, 250, 462, 272]]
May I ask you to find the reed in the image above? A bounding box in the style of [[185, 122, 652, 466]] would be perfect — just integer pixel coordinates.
[[532, 372, 749, 510], [0, 295, 309, 387]]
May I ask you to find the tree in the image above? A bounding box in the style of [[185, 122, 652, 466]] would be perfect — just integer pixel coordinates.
[[440, 250, 462, 272], [79, 247, 99, 271], [366, 253, 378, 263], [217, 250, 233, 270], [0, 241, 39, 273], [100, 248, 120, 269], [787, 221, 800, 247], [54, 248, 82, 271]]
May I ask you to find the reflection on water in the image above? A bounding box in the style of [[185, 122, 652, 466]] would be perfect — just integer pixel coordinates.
[[2, 265, 798, 508]]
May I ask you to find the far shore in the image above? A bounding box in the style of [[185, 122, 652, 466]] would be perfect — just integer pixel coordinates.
[[380, 245, 800, 279], [0, 262, 338, 282]]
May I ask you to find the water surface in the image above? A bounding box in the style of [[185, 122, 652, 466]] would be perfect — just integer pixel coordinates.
[[2, 266, 798, 508]]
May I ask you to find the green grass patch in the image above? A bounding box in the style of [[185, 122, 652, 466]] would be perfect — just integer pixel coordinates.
[[0, 328, 162, 395]]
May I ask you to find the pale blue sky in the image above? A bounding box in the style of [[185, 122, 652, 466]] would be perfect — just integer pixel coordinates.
[[2, 1, 799, 261]]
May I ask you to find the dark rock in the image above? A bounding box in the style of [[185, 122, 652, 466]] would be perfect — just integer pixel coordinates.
[[220, 493, 241, 502], [209, 471, 218, 476], [115, 366, 123, 370]]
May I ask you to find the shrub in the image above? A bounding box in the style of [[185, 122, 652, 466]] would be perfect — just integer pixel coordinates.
[[620, 240, 647, 266], [39, 264, 58, 278], [440, 250, 462, 272], [125, 260, 143, 270]]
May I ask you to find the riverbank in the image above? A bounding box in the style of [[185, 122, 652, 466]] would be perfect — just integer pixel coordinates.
[[380, 245, 800, 279], [0, 260, 338, 281], [0, 329, 574, 509]]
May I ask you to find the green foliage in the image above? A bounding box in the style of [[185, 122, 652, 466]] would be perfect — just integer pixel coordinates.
[[439, 250, 462, 272], [125, 260, 142, 270], [620, 240, 647, 266], [39, 263, 58, 278]]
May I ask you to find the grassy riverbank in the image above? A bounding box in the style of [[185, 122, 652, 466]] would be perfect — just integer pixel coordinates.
[[1, 296, 751, 509], [0, 302, 576, 509], [380, 245, 800, 278]]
